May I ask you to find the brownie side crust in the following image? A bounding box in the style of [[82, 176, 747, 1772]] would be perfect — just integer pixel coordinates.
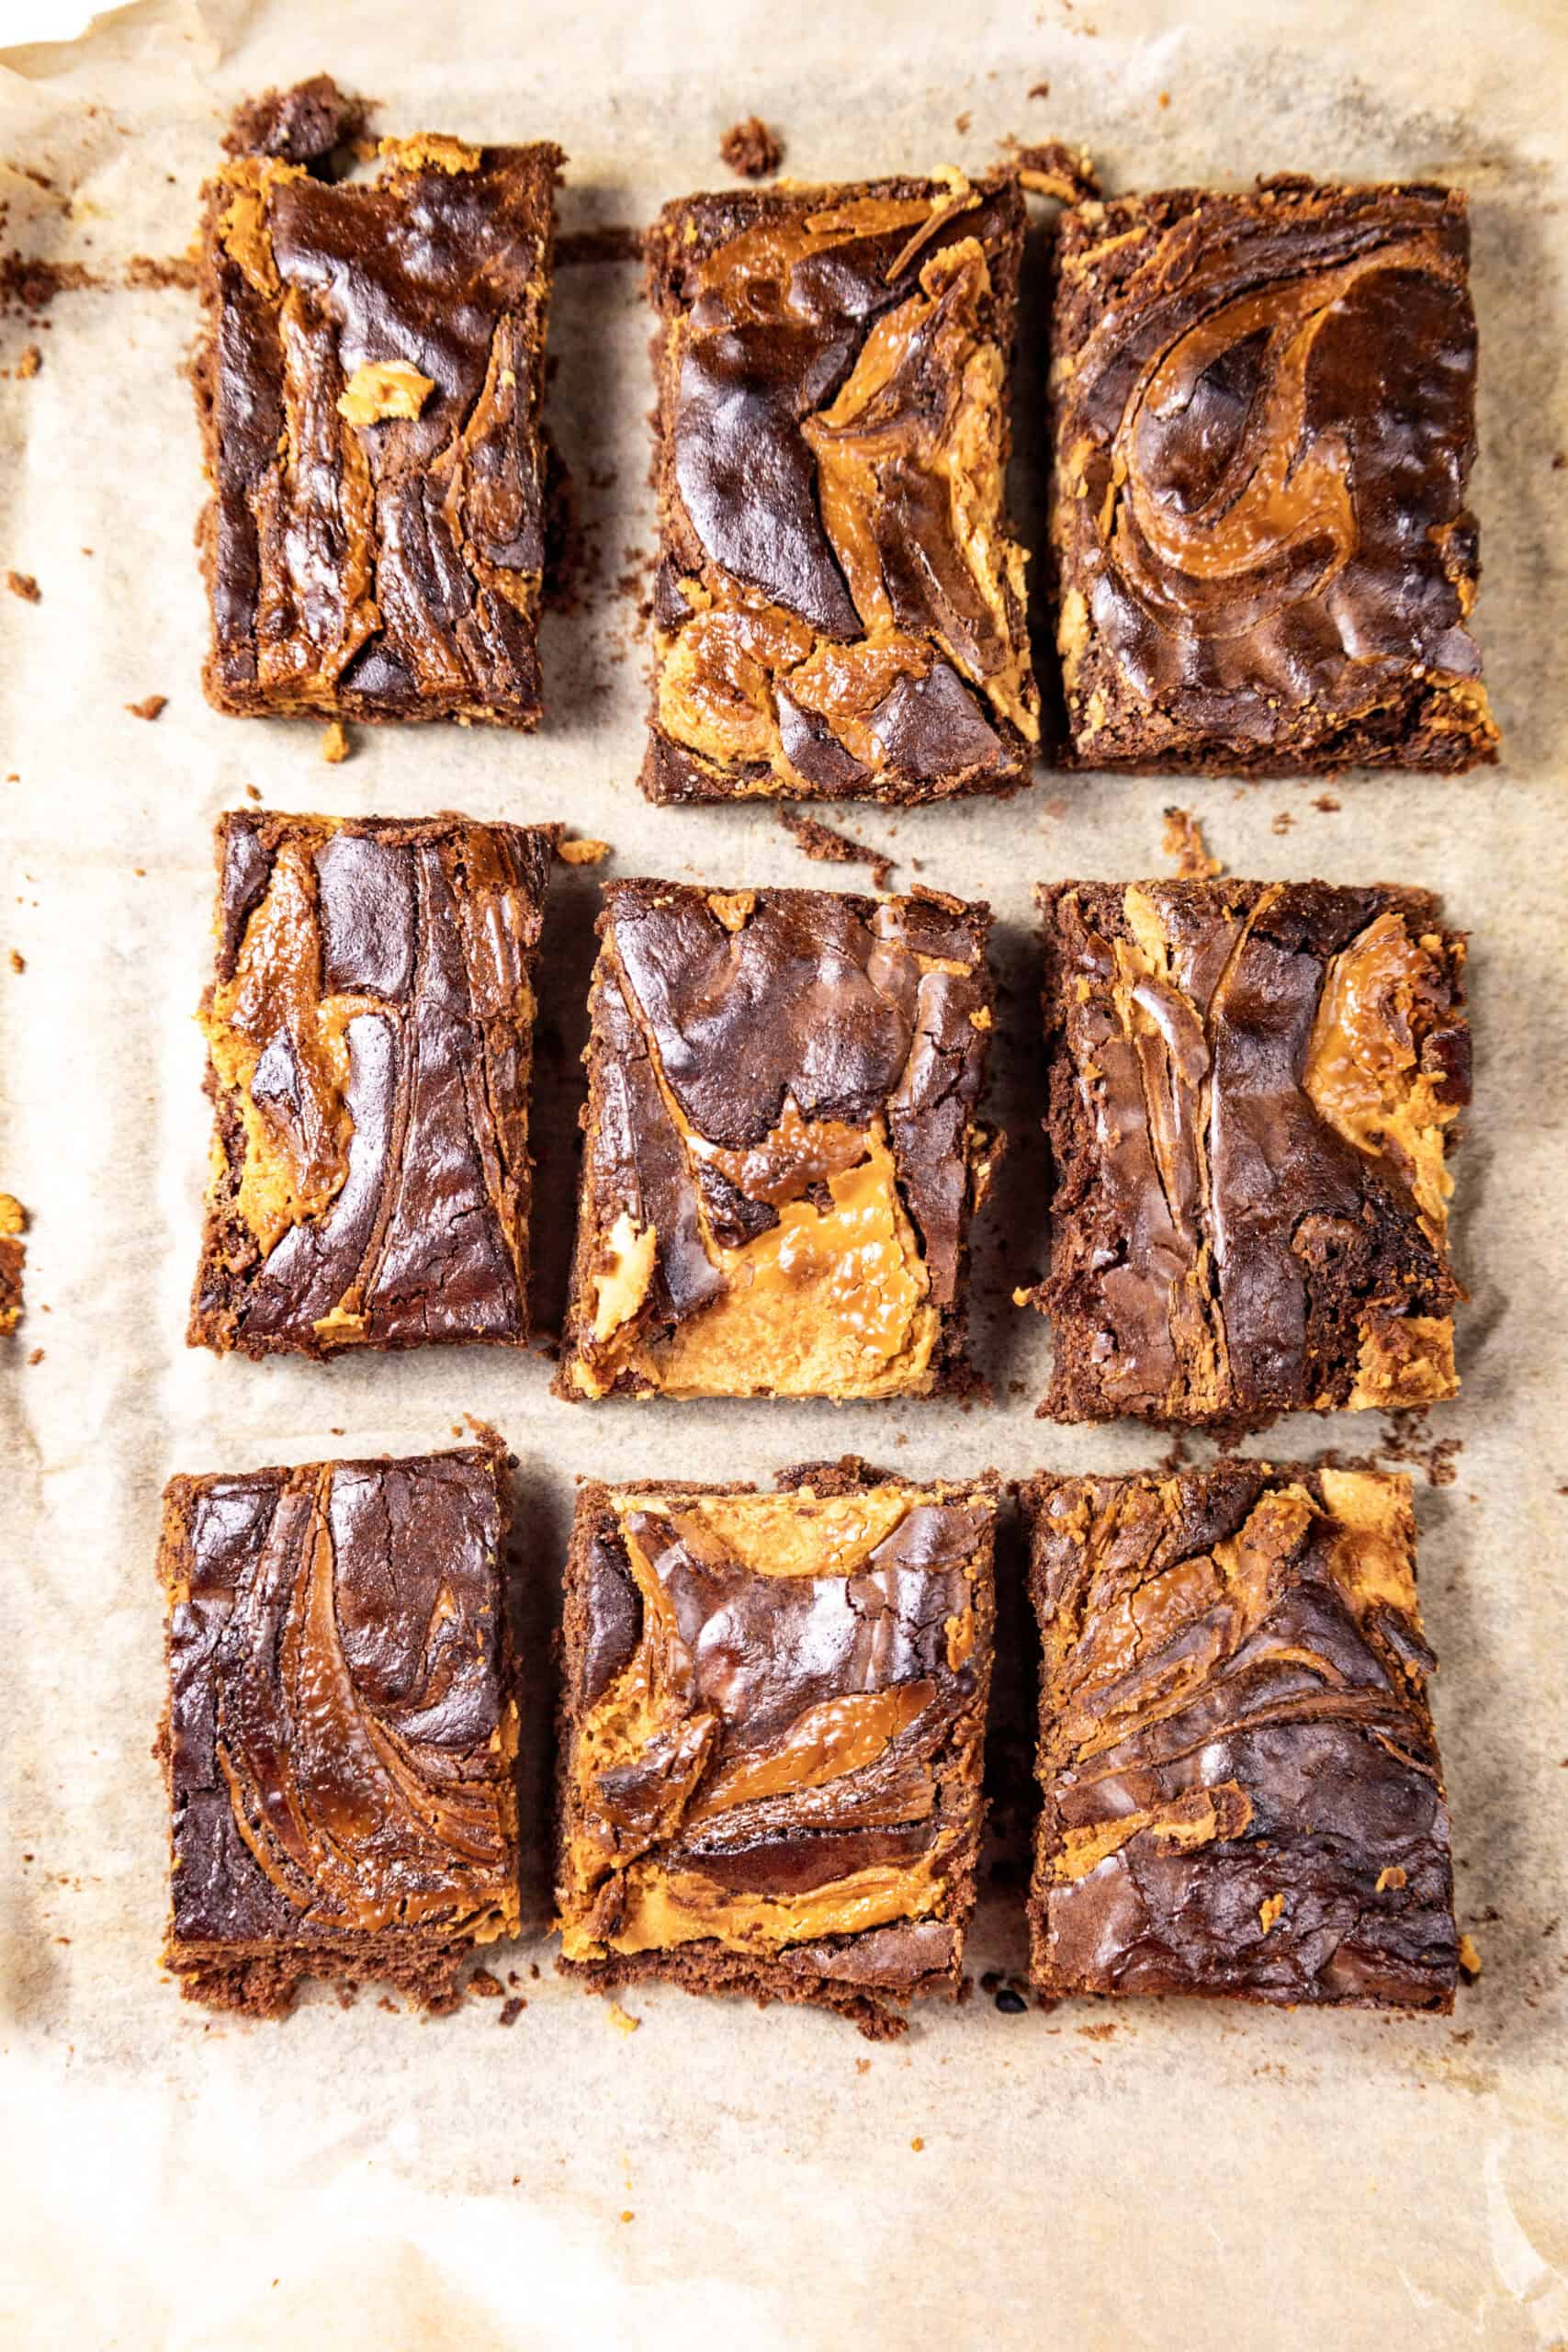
[[196, 133, 561, 725], [641, 171, 1040, 805], [555, 878, 1001, 1402], [1022, 1462, 1457, 2011], [1028, 876, 1469, 1432], [1050, 177, 1498, 774], [188, 811, 556, 1360], [555, 1460, 998, 2037], [157, 1443, 519, 2017]]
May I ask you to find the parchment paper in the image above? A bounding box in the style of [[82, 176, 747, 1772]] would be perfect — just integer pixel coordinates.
[[2, 2, 1565, 2344]]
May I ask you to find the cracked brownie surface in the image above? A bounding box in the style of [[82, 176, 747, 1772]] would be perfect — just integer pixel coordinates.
[[1023, 1461, 1457, 2010], [196, 127, 560, 724], [1025, 876, 1469, 1432], [188, 811, 555, 1359]]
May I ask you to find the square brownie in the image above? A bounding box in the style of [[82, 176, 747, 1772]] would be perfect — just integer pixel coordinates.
[[197, 129, 561, 725], [1025, 878, 1469, 1431], [1022, 1461, 1458, 2010], [641, 172, 1040, 803], [157, 1442, 519, 2016], [1050, 177, 1498, 772], [556, 878, 999, 1400], [555, 1459, 998, 2036], [189, 811, 555, 1359]]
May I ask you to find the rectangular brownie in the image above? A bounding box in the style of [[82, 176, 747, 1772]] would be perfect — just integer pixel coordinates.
[[197, 123, 561, 725], [1025, 878, 1469, 1431], [556, 878, 999, 1400], [1050, 176, 1498, 772], [641, 171, 1040, 803], [189, 811, 555, 1358], [1022, 1461, 1458, 2010], [555, 1459, 998, 2037], [157, 1442, 519, 2016]]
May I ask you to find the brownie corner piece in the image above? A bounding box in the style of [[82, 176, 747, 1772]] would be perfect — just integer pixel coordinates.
[[1032, 876, 1468, 1431], [158, 1442, 519, 2017], [1022, 1460, 1456, 2011], [197, 130, 561, 725], [641, 171, 1040, 805], [1051, 176, 1499, 773], [554, 1463, 998, 2035], [188, 810, 555, 1360], [556, 879, 1000, 1401]]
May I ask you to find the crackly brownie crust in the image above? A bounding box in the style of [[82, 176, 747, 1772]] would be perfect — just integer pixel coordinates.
[[188, 811, 555, 1359], [1050, 177, 1498, 773], [157, 1442, 519, 2017], [1022, 1461, 1457, 2010], [196, 129, 561, 725], [555, 1458, 997, 2037], [1026, 877, 1469, 1432], [641, 172, 1040, 804], [556, 878, 1001, 1401]]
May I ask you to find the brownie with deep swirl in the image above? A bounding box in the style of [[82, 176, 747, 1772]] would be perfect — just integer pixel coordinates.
[[1050, 177, 1499, 773], [156, 1443, 519, 2016]]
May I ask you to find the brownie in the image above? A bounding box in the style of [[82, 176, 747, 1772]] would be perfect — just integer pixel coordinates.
[[188, 811, 555, 1359], [555, 1459, 998, 2037], [641, 172, 1040, 803], [196, 130, 561, 725], [1022, 1461, 1457, 2010], [556, 878, 999, 1400], [1050, 177, 1499, 772], [1026, 878, 1469, 1431], [157, 1442, 519, 2016]]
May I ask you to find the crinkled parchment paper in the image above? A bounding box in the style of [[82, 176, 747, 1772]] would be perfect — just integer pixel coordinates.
[[1, 1, 1565, 2344]]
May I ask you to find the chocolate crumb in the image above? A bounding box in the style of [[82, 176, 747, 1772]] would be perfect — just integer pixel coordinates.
[[1027, 79, 1052, 97], [28, 1346, 42, 1366], [954, 111, 972, 134], [125, 254, 199, 291], [719, 116, 784, 180], [6, 571, 39, 603], [1161, 805, 1221, 878], [1271, 809, 1294, 834], [1312, 792, 1342, 812], [126, 695, 167, 722], [996, 1987, 1028, 2014], [777, 806, 895, 891], [468, 1968, 505, 1998], [0, 254, 97, 313], [498, 1996, 525, 2026]]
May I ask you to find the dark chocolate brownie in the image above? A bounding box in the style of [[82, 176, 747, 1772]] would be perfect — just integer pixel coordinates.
[[555, 1458, 998, 2037], [1025, 878, 1469, 1430], [196, 129, 561, 725], [188, 812, 555, 1359], [1050, 177, 1499, 772], [1023, 1461, 1458, 2010], [641, 172, 1040, 803], [158, 1442, 519, 2017], [556, 879, 1000, 1400]]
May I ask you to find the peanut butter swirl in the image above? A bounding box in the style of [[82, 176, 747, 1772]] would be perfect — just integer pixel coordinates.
[[1051, 179, 1498, 772], [162, 1447, 519, 2005], [557, 1476, 995, 1982], [1035, 878, 1468, 1432], [1024, 1464, 1457, 2009], [643, 174, 1039, 803], [558, 880, 998, 1401]]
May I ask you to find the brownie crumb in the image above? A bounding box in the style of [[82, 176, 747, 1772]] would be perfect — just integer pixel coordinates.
[[954, 111, 973, 134], [1005, 138, 1098, 203], [27, 1345, 42, 1365], [556, 225, 644, 267], [222, 74, 367, 175], [1271, 809, 1295, 834], [6, 571, 39, 603], [0, 1193, 27, 1334], [1027, 79, 1052, 98], [321, 719, 351, 763], [777, 806, 895, 891], [719, 116, 784, 180], [1377, 1409, 1463, 1488], [498, 1996, 525, 2026], [126, 695, 167, 722], [556, 836, 610, 865], [15, 344, 39, 379], [8, 949, 22, 973], [1160, 806, 1221, 878], [467, 1968, 505, 1998], [244, 783, 262, 802], [0, 254, 97, 313], [1313, 792, 1342, 812], [124, 254, 199, 292]]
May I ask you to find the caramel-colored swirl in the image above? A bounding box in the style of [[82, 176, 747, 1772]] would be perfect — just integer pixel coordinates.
[[216, 1467, 514, 1933]]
